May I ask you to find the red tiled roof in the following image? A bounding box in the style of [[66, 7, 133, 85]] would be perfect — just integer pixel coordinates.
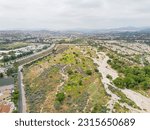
[[0, 104, 10, 113]]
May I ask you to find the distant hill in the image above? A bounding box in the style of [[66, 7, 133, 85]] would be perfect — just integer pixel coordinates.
[[65, 27, 150, 33]]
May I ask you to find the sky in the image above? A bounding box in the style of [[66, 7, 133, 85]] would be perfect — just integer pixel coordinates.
[[0, 0, 150, 30]]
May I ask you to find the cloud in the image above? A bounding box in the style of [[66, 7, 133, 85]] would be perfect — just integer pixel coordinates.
[[65, 0, 102, 9], [0, 0, 150, 30]]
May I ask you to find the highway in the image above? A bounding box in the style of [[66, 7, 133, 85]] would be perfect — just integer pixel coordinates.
[[16, 43, 56, 65], [18, 44, 56, 113]]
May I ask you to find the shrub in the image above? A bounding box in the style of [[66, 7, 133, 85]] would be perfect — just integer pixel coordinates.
[[106, 74, 112, 80], [86, 70, 92, 75], [94, 68, 99, 73], [0, 73, 4, 78], [11, 89, 19, 106], [113, 77, 125, 89], [79, 80, 83, 85], [56, 92, 65, 103], [67, 70, 73, 75], [73, 52, 78, 57], [54, 101, 61, 110]]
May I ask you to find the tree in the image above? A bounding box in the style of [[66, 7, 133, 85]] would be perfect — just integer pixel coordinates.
[[3, 55, 10, 62], [11, 89, 19, 107], [0, 73, 4, 78], [144, 66, 150, 76], [79, 80, 83, 85], [106, 74, 112, 80], [113, 77, 124, 89], [123, 77, 136, 88], [140, 80, 150, 90], [7, 67, 17, 76], [94, 68, 99, 73], [86, 70, 92, 75], [67, 70, 73, 75]]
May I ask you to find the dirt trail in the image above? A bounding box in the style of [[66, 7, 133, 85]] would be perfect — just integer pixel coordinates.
[[56, 65, 68, 92], [40, 65, 68, 112], [93, 51, 150, 112]]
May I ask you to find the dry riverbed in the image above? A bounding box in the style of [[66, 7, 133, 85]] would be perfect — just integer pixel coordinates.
[[93, 50, 150, 112]]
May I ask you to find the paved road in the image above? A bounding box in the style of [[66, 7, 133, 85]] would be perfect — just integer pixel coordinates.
[[18, 65, 26, 113], [18, 44, 56, 113]]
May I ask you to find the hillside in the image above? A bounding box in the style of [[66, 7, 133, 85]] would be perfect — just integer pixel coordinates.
[[23, 43, 150, 113], [23, 45, 110, 112]]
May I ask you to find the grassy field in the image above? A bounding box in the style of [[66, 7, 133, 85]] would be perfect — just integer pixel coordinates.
[[0, 42, 29, 50], [23, 45, 110, 113]]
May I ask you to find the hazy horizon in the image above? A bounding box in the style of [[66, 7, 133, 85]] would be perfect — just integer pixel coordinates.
[[0, 0, 150, 30]]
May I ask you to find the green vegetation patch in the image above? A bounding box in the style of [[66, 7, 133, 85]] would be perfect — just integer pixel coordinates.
[[113, 66, 150, 90], [107, 53, 150, 91]]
